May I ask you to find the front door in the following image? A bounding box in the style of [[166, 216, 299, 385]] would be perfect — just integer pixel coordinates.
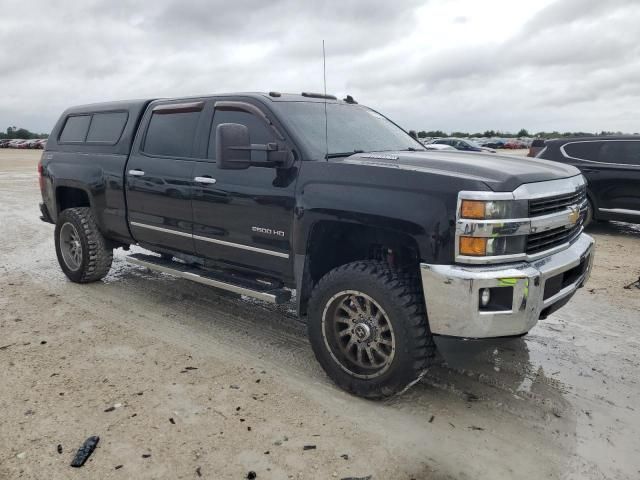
[[191, 99, 298, 280], [126, 101, 206, 253]]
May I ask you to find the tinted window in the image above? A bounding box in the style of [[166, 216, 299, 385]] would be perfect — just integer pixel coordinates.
[[271, 102, 423, 159], [598, 141, 640, 166], [208, 110, 275, 162], [144, 110, 201, 157], [86, 112, 128, 143], [563, 141, 602, 161], [59, 115, 91, 142]]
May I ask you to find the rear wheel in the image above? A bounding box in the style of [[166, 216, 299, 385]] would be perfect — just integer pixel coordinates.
[[55, 207, 113, 283], [307, 261, 436, 398]]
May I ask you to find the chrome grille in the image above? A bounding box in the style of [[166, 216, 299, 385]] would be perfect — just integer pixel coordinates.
[[528, 186, 586, 217], [526, 222, 582, 255]]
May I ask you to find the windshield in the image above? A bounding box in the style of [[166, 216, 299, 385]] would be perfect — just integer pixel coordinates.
[[272, 102, 424, 159]]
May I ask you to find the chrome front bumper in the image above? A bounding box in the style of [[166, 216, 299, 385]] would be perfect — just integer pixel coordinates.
[[420, 233, 594, 338]]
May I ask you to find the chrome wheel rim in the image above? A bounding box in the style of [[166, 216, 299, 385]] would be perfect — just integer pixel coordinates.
[[321, 290, 396, 379], [60, 222, 82, 271]]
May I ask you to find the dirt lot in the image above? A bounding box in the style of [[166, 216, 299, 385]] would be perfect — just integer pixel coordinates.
[[1, 149, 639, 479]]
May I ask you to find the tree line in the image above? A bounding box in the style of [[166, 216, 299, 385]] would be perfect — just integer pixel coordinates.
[[1, 127, 49, 140], [416, 129, 635, 139]]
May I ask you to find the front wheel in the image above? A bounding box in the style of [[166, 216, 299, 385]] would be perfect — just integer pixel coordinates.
[[307, 261, 436, 399], [54, 207, 113, 283]]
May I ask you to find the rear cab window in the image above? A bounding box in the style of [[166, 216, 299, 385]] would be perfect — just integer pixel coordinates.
[[59, 115, 91, 143], [59, 111, 128, 145], [86, 112, 128, 143]]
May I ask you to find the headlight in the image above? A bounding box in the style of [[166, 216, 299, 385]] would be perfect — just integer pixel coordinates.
[[459, 235, 527, 256], [459, 199, 527, 219], [456, 193, 528, 262]]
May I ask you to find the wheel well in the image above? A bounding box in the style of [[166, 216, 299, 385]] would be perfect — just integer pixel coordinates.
[[298, 221, 420, 315], [56, 187, 90, 213]]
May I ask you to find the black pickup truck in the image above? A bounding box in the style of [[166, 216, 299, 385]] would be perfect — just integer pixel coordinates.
[[39, 92, 595, 398]]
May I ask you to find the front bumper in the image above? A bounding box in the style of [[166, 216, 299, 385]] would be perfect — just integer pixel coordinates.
[[420, 233, 594, 338]]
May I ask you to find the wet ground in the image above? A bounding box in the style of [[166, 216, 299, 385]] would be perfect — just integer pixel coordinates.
[[1, 149, 639, 479]]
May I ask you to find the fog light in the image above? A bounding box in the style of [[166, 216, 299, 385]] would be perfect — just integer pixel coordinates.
[[480, 288, 491, 306]]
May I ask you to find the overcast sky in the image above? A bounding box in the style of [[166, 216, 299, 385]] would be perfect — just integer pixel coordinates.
[[1, 0, 639, 134]]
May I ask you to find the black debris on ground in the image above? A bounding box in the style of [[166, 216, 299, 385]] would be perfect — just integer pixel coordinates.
[[340, 476, 372, 480], [464, 392, 479, 402], [57, 444, 63, 454], [40, 341, 47, 345], [196, 466, 202, 477], [303, 445, 316, 450], [70, 436, 100, 468], [169, 418, 175, 424], [104, 406, 116, 413], [230, 385, 240, 389], [341, 454, 349, 460], [247, 471, 257, 479], [468, 426, 485, 431], [142, 453, 151, 458], [115, 465, 123, 470], [428, 415, 435, 423], [264, 451, 270, 455]]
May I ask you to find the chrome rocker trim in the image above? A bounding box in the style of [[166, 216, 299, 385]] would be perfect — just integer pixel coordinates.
[[129, 221, 289, 258]]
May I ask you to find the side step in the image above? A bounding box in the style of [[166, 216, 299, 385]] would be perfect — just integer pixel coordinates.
[[126, 253, 291, 304]]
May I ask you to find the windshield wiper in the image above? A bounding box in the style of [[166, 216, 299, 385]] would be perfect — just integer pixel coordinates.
[[325, 149, 364, 159]]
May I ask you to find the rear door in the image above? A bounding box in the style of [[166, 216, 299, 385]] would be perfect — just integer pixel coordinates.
[[191, 98, 297, 280], [125, 100, 207, 253]]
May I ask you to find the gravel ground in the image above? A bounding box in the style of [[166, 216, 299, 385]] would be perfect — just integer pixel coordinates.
[[1, 149, 639, 479]]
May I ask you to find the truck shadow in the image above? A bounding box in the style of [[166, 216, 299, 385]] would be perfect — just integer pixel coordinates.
[[586, 220, 640, 237]]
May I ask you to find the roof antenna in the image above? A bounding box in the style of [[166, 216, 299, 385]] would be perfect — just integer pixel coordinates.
[[323, 40, 329, 160]]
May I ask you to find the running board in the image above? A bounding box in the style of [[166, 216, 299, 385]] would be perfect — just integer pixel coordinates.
[[126, 253, 291, 304]]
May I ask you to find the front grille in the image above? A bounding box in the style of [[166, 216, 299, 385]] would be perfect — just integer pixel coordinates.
[[528, 186, 586, 217], [526, 222, 582, 255]]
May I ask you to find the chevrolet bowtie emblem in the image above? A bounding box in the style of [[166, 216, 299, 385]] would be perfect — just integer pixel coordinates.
[[568, 207, 580, 225]]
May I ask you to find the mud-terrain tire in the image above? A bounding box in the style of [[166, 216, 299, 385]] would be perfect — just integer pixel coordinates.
[[307, 261, 436, 399], [54, 207, 113, 283]]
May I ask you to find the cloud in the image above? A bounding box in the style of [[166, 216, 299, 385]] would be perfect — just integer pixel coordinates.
[[0, 0, 639, 134]]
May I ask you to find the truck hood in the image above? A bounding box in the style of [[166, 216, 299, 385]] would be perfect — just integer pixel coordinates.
[[342, 150, 580, 192]]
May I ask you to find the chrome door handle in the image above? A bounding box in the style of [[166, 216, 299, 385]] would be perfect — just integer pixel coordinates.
[[194, 176, 217, 184], [129, 169, 145, 176]]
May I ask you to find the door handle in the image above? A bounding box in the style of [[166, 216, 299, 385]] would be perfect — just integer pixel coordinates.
[[129, 169, 145, 176], [194, 176, 217, 184]]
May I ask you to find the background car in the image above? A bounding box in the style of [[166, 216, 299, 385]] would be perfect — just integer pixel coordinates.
[[431, 137, 495, 153], [481, 139, 505, 149], [423, 143, 457, 151], [503, 139, 527, 149], [537, 136, 640, 225], [528, 138, 546, 157]]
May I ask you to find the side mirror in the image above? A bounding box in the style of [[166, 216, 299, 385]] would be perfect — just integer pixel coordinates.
[[216, 122, 294, 170], [216, 123, 251, 170]]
